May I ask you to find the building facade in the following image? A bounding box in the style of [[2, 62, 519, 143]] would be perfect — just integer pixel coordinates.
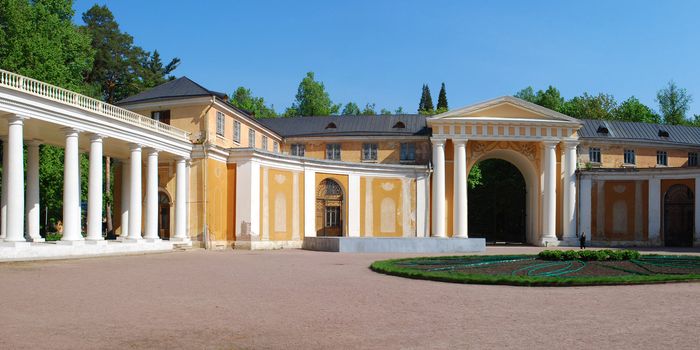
[[1, 70, 699, 251]]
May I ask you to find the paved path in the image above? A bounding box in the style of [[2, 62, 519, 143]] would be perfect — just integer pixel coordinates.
[[0, 247, 699, 349]]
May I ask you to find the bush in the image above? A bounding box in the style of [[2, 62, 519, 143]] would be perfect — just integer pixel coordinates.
[[45, 233, 62, 241], [538, 249, 640, 261]]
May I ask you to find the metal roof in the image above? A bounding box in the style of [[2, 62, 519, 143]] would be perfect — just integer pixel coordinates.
[[579, 119, 700, 146], [116, 76, 227, 105], [257, 114, 430, 138]]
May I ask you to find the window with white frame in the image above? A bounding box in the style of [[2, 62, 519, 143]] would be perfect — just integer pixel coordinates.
[[248, 129, 255, 148], [400, 143, 416, 162], [233, 121, 241, 143], [689, 152, 698, 167], [589, 147, 601, 163], [273, 141, 279, 153], [291, 144, 305, 157], [326, 144, 341, 160], [657, 151, 668, 166], [261, 135, 268, 151], [216, 111, 225, 137], [362, 143, 378, 161], [623, 149, 635, 165]]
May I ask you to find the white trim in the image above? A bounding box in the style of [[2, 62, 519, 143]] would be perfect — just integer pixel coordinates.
[[303, 169, 316, 237], [348, 174, 360, 237]]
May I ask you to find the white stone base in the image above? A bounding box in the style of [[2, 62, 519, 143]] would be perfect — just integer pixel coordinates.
[[85, 240, 109, 246], [234, 240, 303, 250], [56, 240, 86, 246], [0, 240, 175, 262], [537, 237, 560, 247], [26, 237, 46, 243]]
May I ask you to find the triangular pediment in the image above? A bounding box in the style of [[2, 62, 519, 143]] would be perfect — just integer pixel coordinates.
[[429, 96, 580, 123]]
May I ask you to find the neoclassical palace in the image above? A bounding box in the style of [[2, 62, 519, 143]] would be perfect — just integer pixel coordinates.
[[0, 69, 699, 257]]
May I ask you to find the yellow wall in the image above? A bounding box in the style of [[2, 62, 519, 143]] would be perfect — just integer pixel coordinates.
[[359, 177, 412, 237], [590, 180, 649, 241], [581, 142, 699, 168], [258, 167, 304, 241], [283, 139, 431, 164]]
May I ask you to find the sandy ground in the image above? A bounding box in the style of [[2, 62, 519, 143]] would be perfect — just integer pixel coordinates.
[[0, 246, 699, 350]]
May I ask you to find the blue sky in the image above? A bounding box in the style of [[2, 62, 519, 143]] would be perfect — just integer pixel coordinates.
[[73, 0, 700, 116]]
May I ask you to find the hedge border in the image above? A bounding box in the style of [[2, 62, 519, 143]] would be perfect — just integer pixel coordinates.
[[369, 255, 700, 287]]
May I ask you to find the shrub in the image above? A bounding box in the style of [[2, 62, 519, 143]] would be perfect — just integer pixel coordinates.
[[45, 233, 62, 241], [538, 249, 640, 261]]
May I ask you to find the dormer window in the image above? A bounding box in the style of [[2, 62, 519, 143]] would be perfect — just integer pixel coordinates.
[[325, 122, 337, 129], [393, 121, 406, 129], [596, 125, 609, 134], [658, 129, 669, 138]]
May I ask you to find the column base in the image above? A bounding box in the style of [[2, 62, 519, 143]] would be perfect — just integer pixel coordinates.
[[538, 237, 560, 247], [85, 239, 108, 246], [452, 234, 469, 239], [123, 237, 144, 243], [143, 238, 162, 243], [0, 241, 31, 248], [26, 237, 45, 243], [56, 240, 85, 246], [559, 237, 580, 247], [170, 237, 191, 243], [116, 236, 129, 241]]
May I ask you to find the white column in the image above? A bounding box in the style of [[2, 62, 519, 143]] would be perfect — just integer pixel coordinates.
[[172, 157, 190, 242], [348, 174, 360, 237], [120, 160, 130, 239], [60, 128, 83, 243], [431, 138, 446, 238], [416, 174, 430, 237], [648, 177, 661, 245], [540, 141, 558, 245], [143, 148, 160, 241], [3, 116, 26, 243], [303, 168, 316, 237], [25, 140, 43, 242], [453, 138, 468, 238], [1, 136, 8, 240], [125, 144, 143, 241], [579, 177, 592, 243], [86, 135, 104, 242], [695, 176, 700, 246], [562, 141, 578, 244]]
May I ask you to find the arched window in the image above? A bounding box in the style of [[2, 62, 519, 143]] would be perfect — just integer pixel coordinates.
[[325, 122, 337, 129], [392, 121, 406, 129]]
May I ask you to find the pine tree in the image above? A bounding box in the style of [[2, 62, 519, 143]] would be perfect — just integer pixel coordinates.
[[437, 82, 448, 111], [419, 84, 434, 113]]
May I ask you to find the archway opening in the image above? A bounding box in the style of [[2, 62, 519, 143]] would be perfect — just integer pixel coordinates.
[[663, 184, 694, 247], [468, 159, 527, 243], [316, 179, 344, 237], [158, 190, 172, 240]]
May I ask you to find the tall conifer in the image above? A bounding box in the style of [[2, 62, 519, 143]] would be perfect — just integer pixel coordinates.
[[437, 82, 448, 110]]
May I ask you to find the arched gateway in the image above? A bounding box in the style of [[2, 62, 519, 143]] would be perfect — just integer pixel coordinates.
[[427, 96, 582, 246]]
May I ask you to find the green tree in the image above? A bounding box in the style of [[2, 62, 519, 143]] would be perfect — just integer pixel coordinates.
[[229, 86, 277, 118], [561, 93, 617, 120], [394, 106, 404, 114], [514, 86, 565, 112], [341, 102, 361, 115], [0, 0, 94, 94], [418, 84, 434, 114], [436, 82, 448, 112], [380, 108, 392, 115], [361, 103, 376, 115], [139, 50, 180, 89], [284, 72, 340, 117], [657, 81, 693, 125], [514, 86, 537, 103], [613, 96, 660, 123]]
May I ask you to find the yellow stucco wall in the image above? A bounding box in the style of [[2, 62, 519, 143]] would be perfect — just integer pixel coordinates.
[[591, 180, 649, 241], [359, 177, 412, 237], [581, 142, 699, 168], [258, 167, 304, 241], [283, 140, 431, 164]]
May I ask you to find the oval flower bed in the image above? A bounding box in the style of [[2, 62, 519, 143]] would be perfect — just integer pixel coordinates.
[[370, 251, 700, 286]]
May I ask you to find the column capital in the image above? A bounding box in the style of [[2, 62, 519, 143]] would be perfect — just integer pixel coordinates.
[[452, 137, 468, 146], [25, 139, 42, 147], [146, 147, 161, 155], [128, 143, 142, 151], [61, 127, 82, 136], [7, 115, 28, 124], [561, 140, 579, 149], [542, 140, 558, 148], [430, 137, 447, 146], [89, 133, 107, 142]]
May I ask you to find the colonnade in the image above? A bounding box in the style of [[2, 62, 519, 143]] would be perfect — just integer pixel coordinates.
[[0, 115, 190, 245], [430, 137, 579, 245]]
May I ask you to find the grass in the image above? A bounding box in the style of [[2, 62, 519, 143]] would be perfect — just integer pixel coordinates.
[[370, 255, 700, 287]]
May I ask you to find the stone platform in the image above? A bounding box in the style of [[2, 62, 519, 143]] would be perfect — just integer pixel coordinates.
[[302, 237, 486, 253], [0, 240, 179, 262]]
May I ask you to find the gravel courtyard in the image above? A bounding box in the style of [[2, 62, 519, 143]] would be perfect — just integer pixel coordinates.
[[1, 247, 699, 350]]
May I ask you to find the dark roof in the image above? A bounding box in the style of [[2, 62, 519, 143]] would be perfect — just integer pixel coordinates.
[[579, 119, 700, 146], [257, 114, 430, 138], [116, 76, 227, 105]]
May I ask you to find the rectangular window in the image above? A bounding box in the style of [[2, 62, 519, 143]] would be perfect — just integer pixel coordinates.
[[689, 152, 698, 167], [400, 143, 416, 162], [273, 141, 279, 153], [325, 207, 340, 228], [151, 110, 171, 125], [248, 129, 255, 148], [589, 147, 601, 163], [623, 149, 635, 165], [261, 135, 268, 151], [291, 144, 305, 157], [326, 144, 341, 160], [657, 151, 668, 166], [216, 111, 225, 137], [362, 143, 378, 161], [233, 121, 241, 143]]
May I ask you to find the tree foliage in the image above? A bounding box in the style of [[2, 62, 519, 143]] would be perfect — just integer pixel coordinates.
[[561, 93, 617, 120], [614, 96, 660, 124], [418, 84, 434, 114], [341, 102, 361, 115], [284, 72, 340, 117], [437, 82, 448, 111], [361, 103, 376, 116], [656, 81, 693, 125], [229, 86, 276, 118]]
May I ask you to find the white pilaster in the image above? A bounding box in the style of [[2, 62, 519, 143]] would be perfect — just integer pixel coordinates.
[[126, 144, 143, 242], [648, 177, 661, 245], [540, 141, 558, 245], [562, 141, 578, 244], [431, 138, 446, 238], [348, 174, 360, 237], [695, 176, 700, 246], [25, 140, 43, 242], [143, 148, 160, 241], [1, 136, 7, 240], [416, 174, 430, 237], [85, 135, 105, 242], [3, 116, 26, 244], [303, 168, 316, 237], [453, 138, 468, 238], [172, 157, 191, 243], [59, 128, 83, 243], [579, 177, 592, 243], [119, 161, 130, 239]]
